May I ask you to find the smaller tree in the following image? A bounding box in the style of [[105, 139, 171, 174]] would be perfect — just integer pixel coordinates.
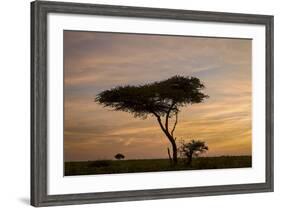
[[179, 140, 208, 166], [114, 153, 125, 160]]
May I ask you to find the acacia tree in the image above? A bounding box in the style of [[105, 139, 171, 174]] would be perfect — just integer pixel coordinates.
[[95, 76, 208, 165], [179, 140, 209, 165], [114, 153, 125, 160]]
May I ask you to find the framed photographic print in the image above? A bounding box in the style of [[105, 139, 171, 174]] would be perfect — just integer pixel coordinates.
[[31, 0, 274, 207]]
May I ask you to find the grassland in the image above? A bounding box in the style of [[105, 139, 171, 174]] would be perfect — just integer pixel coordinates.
[[64, 156, 251, 176]]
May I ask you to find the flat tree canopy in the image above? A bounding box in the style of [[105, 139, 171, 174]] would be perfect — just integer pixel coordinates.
[[95, 76, 208, 118]]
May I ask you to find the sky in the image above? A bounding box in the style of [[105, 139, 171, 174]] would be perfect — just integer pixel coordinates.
[[64, 31, 252, 161]]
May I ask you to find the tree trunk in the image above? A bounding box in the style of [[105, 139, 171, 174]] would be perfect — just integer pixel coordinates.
[[167, 147, 172, 165], [165, 133, 178, 165], [155, 115, 178, 165], [171, 141, 178, 165]]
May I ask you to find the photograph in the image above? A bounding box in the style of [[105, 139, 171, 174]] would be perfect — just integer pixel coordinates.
[[63, 31, 252, 176], [29, 1, 274, 206]]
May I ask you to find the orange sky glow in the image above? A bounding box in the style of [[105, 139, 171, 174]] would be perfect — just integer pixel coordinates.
[[64, 31, 252, 161]]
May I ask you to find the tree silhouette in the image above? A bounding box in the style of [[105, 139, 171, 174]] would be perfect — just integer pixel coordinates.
[[114, 153, 125, 160], [96, 76, 208, 165], [179, 140, 209, 165]]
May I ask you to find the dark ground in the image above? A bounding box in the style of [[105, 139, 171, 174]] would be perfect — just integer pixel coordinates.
[[64, 155, 251, 176]]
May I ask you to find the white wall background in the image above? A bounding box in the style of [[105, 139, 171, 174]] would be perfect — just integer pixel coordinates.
[[0, 0, 279, 207]]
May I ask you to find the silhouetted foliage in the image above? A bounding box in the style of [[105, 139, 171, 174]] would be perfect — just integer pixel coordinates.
[[96, 76, 208, 165], [179, 140, 209, 166], [115, 153, 125, 160]]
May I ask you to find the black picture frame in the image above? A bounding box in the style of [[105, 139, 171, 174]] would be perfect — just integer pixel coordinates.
[[31, 0, 274, 207]]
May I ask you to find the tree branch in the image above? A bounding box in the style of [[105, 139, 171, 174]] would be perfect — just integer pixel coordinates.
[[152, 109, 176, 147], [153, 113, 177, 145], [151, 111, 159, 118], [151, 111, 167, 133], [165, 103, 176, 133], [171, 111, 178, 137], [156, 116, 167, 134]]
